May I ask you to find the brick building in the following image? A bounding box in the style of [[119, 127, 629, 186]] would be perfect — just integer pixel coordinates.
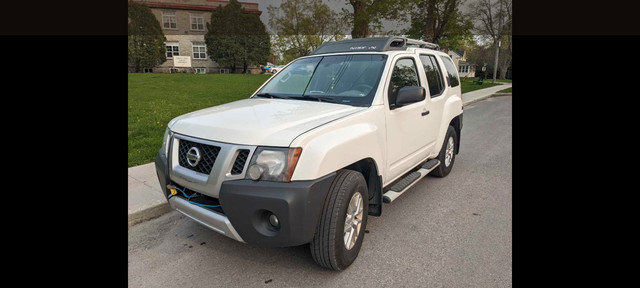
[[131, 0, 263, 74]]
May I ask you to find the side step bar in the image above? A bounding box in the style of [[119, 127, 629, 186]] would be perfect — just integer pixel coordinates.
[[383, 159, 440, 203]]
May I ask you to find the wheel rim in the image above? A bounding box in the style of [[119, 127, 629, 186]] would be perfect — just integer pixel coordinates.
[[344, 192, 364, 250], [444, 136, 455, 167]]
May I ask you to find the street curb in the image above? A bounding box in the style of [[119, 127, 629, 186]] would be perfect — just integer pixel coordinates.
[[463, 94, 493, 106], [463, 92, 512, 106], [128, 202, 172, 227]]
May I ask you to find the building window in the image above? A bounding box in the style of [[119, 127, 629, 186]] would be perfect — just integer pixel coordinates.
[[162, 11, 177, 29], [192, 42, 207, 60], [194, 68, 206, 74], [459, 65, 469, 73], [219, 68, 230, 74], [166, 43, 179, 58], [143, 68, 153, 73], [190, 13, 205, 30], [170, 68, 179, 73]]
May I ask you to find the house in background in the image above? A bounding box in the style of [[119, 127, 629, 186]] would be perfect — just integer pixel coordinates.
[[131, 0, 263, 74], [443, 49, 476, 78]]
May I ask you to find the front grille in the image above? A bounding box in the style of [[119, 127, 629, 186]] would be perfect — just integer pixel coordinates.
[[170, 182, 224, 214], [178, 139, 221, 175], [231, 149, 250, 175]]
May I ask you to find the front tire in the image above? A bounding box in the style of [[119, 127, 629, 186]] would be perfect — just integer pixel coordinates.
[[430, 125, 457, 177], [310, 169, 368, 270]]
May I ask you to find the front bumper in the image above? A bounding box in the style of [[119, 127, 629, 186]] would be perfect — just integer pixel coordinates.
[[155, 151, 335, 247]]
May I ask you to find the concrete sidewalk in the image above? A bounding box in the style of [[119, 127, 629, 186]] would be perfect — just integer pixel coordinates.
[[461, 82, 511, 105], [127, 83, 512, 227], [128, 162, 172, 227]]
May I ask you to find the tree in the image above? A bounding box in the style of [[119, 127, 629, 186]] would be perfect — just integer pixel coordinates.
[[465, 38, 494, 77], [268, 0, 346, 64], [128, 0, 166, 72], [497, 0, 512, 80], [242, 14, 271, 73], [344, 0, 411, 38], [467, 0, 512, 79], [404, 0, 474, 50], [205, 0, 270, 73]]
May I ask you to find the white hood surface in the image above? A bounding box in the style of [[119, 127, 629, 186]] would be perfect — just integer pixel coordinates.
[[169, 98, 366, 147]]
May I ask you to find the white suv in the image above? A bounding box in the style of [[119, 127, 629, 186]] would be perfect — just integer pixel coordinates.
[[155, 37, 463, 270]]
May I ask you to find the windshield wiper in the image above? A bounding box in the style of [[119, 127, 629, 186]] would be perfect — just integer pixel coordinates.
[[254, 93, 288, 99], [290, 95, 339, 103]]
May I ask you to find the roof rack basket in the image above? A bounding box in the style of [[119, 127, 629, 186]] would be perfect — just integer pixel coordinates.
[[310, 36, 440, 55]]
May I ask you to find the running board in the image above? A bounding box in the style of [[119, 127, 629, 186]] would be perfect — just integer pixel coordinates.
[[383, 159, 440, 203]]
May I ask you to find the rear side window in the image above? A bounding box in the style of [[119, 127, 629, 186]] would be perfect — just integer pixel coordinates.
[[439, 56, 460, 87], [419, 55, 445, 97], [388, 58, 420, 108]]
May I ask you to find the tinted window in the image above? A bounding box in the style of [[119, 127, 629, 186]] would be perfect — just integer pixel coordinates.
[[388, 58, 420, 108], [419, 55, 445, 97], [439, 56, 460, 87]]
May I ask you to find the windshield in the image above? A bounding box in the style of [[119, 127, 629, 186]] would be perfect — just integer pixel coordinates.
[[255, 54, 388, 106]]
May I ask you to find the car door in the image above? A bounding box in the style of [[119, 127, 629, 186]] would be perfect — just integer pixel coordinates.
[[417, 53, 448, 158], [384, 55, 433, 182]]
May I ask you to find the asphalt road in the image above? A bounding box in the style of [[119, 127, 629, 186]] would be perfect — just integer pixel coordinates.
[[128, 96, 512, 287]]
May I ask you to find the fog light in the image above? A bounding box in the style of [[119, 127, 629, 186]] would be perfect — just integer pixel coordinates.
[[268, 213, 279, 227], [247, 164, 264, 180]]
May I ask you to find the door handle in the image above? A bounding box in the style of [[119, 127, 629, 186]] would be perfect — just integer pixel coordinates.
[[421, 110, 430, 116]]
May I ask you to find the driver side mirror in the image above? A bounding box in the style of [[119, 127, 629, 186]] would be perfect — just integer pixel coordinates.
[[395, 86, 426, 108]]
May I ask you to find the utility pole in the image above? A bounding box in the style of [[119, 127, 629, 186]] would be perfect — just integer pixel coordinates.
[[492, 36, 500, 83], [492, 0, 503, 83]]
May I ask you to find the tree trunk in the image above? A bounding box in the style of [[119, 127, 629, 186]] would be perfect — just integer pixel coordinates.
[[499, 61, 509, 79], [423, 0, 437, 42], [351, 0, 368, 38]]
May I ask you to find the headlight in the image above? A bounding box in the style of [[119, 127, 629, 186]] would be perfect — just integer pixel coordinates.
[[246, 147, 302, 182], [161, 128, 172, 155]]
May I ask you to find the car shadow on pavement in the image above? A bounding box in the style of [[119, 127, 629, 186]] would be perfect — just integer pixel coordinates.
[[163, 212, 330, 271]]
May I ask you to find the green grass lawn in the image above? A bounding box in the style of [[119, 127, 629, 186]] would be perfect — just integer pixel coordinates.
[[459, 77, 503, 93], [128, 73, 271, 167], [129, 73, 511, 167], [496, 87, 512, 93]]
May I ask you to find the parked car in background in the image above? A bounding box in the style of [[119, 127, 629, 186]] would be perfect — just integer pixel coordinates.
[[263, 65, 284, 74]]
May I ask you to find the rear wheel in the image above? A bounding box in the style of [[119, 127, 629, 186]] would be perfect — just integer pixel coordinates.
[[430, 125, 457, 177], [310, 169, 368, 270]]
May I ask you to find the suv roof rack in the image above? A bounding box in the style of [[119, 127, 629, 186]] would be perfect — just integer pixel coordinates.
[[309, 36, 439, 55]]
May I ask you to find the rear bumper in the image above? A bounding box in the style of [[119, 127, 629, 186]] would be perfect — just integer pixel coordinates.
[[155, 151, 335, 247]]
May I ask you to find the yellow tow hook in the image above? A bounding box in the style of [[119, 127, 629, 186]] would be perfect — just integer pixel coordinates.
[[167, 184, 178, 199]]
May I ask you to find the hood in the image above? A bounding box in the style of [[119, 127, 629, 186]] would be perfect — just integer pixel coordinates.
[[169, 98, 366, 146]]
